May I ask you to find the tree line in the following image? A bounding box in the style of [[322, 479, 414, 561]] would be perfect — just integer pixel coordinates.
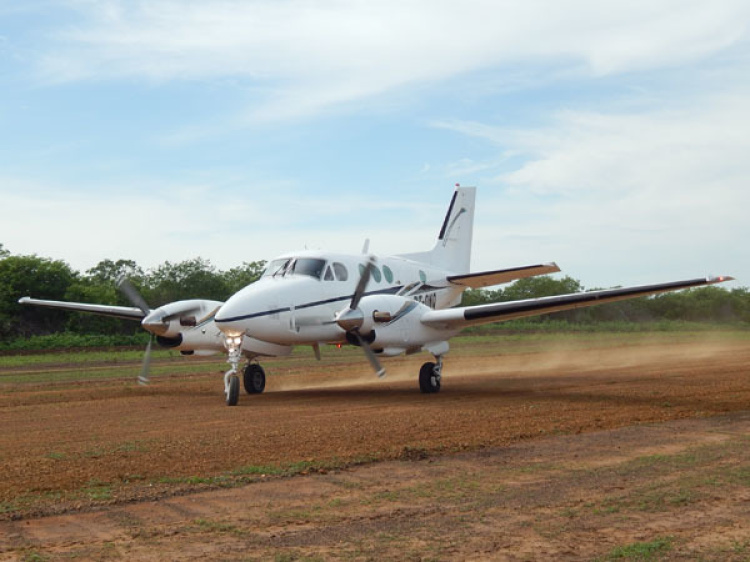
[[0, 244, 265, 341], [460, 275, 750, 324], [0, 243, 748, 344]]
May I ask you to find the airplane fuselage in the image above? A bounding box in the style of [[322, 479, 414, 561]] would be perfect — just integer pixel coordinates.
[[215, 250, 463, 347]]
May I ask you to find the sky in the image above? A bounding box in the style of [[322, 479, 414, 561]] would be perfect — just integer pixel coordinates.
[[1, 0, 748, 289]]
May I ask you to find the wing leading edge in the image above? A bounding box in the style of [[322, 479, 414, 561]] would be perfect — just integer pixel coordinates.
[[421, 276, 734, 330], [18, 297, 147, 321]]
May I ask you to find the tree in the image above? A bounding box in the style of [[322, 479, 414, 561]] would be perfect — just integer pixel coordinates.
[[0, 255, 77, 338], [144, 257, 228, 305], [86, 259, 144, 286], [0, 244, 9, 259], [499, 275, 583, 302], [222, 261, 267, 295]]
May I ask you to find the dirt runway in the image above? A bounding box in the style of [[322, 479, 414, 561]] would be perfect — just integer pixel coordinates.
[[1, 334, 750, 559]]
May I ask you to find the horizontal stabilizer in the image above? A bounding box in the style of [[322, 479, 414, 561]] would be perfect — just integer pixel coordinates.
[[18, 297, 147, 321], [447, 263, 560, 289], [422, 276, 734, 330]]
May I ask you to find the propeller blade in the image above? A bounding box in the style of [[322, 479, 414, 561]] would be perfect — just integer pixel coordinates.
[[138, 337, 153, 385], [353, 331, 386, 378], [350, 257, 375, 310], [116, 276, 150, 315]]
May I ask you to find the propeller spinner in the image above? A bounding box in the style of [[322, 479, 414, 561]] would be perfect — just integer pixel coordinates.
[[334, 257, 386, 378]]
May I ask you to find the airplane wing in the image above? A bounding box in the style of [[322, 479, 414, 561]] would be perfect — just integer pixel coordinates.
[[447, 263, 561, 289], [18, 297, 147, 321], [421, 276, 733, 329]]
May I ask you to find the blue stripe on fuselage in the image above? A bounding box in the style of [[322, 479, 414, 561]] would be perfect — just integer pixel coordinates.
[[214, 286, 404, 324]]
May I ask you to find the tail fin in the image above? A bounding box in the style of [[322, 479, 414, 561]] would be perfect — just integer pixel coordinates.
[[399, 186, 476, 273]]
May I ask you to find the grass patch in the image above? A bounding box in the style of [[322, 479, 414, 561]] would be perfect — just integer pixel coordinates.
[[192, 518, 242, 535], [601, 536, 674, 560], [21, 552, 50, 562], [45, 451, 66, 461], [83, 479, 113, 501]]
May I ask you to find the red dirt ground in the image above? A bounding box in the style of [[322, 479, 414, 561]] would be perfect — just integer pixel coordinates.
[[1, 335, 749, 560]]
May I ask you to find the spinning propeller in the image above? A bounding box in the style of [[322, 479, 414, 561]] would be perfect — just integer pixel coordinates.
[[116, 276, 202, 385], [334, 257, 386, 378]]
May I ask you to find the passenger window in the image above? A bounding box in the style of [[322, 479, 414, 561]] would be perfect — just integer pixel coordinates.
[[371, 266, 382, 283], [324, 266, 334, 281], [383, 265, 394, 283], [333, 262, 348, 281]]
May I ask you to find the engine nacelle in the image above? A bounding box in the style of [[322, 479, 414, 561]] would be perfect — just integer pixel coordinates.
[[146, 299, 226, 353], [356, 295, 447, 350], [155, 321, 226, 353]]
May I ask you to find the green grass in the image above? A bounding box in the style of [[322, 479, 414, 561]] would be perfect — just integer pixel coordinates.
[[192, 518, 242, 535], [0, 332, 149, 352], [602, 537, 674, 560]]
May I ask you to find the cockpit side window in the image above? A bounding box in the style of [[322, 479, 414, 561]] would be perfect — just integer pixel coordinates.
[[324, 265, 334, 281], [333, 262, 348, 281], [290, 258, 326, 279]]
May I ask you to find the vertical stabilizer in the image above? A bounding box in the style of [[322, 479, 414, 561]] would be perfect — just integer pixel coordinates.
[[398, 186, 475, 273]]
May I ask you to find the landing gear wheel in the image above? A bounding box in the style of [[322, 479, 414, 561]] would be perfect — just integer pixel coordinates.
[[243, 364, 266, 394], [419, 361, 441, 394], [226, 375, 240, 406]]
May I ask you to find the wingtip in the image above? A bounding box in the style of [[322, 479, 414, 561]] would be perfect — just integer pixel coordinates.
[[709, 275, 735, 283], [18, 296, 30, 304]]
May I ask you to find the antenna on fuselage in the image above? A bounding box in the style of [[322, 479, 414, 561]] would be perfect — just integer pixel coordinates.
[[361, 238, 370, 254]]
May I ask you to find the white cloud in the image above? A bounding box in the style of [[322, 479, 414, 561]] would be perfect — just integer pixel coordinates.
[[436, 93, 750, 285], [37, 0, 750, 122], [0, 175, 443, 272]]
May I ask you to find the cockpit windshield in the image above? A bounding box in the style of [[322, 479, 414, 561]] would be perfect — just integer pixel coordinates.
[[262, 258, 291, 277], [262, 257, 327, 280], [289, 258, 326, 279]]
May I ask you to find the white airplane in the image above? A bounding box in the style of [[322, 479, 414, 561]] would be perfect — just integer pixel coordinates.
[[212, 186, 732, 406], [20, 186, 732, 404]]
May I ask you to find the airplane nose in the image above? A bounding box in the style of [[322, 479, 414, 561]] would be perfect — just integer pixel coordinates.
[[215, 295, 251, 335]]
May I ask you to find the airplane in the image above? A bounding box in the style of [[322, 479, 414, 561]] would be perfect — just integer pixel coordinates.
[[212, 186, 732, 406], [19, 186, 732, 405]]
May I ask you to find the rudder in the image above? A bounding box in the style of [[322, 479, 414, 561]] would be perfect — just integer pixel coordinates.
[[399, 186, 475, 273]]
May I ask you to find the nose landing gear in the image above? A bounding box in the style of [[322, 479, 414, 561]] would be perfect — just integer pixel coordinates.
[[223, 335, 243, 406], [223, 336, 268, 405]]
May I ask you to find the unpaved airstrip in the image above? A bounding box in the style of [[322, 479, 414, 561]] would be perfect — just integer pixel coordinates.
[[1, 332, 749, 560]]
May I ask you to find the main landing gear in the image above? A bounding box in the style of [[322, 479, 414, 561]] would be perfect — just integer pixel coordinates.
[[419, 355, 443, 394], [243, 363, 266, 394]]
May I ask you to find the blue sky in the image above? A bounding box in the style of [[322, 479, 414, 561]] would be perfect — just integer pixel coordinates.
[[1, 0, 748, 288]]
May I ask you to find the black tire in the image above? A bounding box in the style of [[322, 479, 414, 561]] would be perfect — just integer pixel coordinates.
[[226, 375, 240, 406], [243, 364, 266, 394], [419, 362, 440, 394]]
